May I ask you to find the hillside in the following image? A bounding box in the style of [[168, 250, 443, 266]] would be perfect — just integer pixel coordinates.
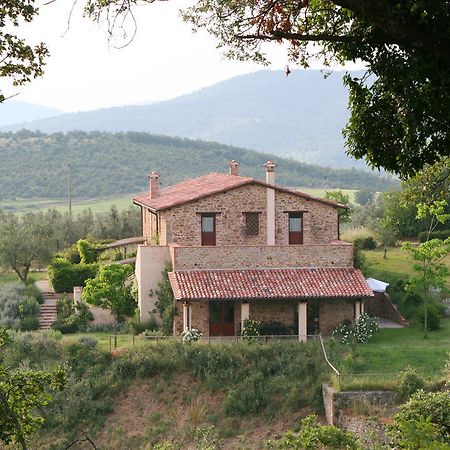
[[1, 70, 363, 168], [0, 131, 397, 200], [0, 101, 62, 127]]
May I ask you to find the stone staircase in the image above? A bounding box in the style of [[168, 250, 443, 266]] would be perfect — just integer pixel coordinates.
[[39, 292, 58, 330]]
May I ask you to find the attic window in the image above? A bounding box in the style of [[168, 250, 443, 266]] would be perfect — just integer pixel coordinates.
[[245, 212, 260, 236]]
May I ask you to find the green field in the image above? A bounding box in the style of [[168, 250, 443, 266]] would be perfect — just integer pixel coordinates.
[[0, 270, 48, 285], [0, 188, 357, 214]]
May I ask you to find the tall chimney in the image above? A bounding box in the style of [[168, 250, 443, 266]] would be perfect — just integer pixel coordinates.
[[148, 171, 160, 198], [263, 161, 277, 245], [263, 160, 277, 185], [229, 160, 239, 176]]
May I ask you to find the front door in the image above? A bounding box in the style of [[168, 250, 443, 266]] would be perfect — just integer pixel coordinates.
[[201, 213, 216, 246], [209, 301, 235, 336]]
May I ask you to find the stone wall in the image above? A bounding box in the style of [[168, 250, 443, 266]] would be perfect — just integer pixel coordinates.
[[249, 300, 297, 327], [322, 383, 396, 426], [319, 299, 355, 334], [158, 183, 339, 247], [172, 242, 353, 271], [364, 292, 408, 325]]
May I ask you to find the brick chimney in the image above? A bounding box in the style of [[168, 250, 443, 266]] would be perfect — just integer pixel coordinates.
[[263, 161, 277, 245], [229, 160, 239, 176], [263, 160, 277, 185], [148, 171, 160, 198]]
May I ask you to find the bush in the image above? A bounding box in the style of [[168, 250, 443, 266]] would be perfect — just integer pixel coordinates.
[[155, 263, 176, 335], [388, 390, 450, 447], [353, 244, 367, 271], [125, 314, 159, 335], [396, 367, 426, 400], [417, 304, 442, 331], [332, 314, 379, 345], [419, 229, 450, 243], [52, 296, 93, 334], [267, 414, 359, 449], [60, 243, 81, 264], [0, 283, 41, 330], [48, 257, 98, 293], [354, 236, 377, 250], [241, 319, 262, 338], [76, 239, 99, 264], [20, 316, 40, 331]]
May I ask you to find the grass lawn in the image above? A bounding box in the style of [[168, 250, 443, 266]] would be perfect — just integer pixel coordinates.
[[0, 270, 48, 285], [0, 194, 134, 215], [364, 246, 450, 282], [336, 319, 450, 390]]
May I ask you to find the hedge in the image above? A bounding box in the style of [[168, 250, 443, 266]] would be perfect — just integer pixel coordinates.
[[418, 229, 450, 243], [48, 258, 98, 293]]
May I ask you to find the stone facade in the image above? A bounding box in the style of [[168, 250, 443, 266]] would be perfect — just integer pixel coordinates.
[[172, 242, 353, 271], [319, 298, 355, 334], [143, 183, 340, 247]]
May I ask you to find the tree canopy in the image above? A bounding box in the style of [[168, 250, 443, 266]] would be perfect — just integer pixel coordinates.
[[179, 0, 450, 178]]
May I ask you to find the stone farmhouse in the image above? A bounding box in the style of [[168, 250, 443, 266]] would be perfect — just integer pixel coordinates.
[[133, 161, 375, 339]]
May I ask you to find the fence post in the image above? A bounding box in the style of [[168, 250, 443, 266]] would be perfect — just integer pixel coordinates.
[[114, 334, 118, 350]]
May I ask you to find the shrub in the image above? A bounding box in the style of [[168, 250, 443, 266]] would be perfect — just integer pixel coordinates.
[[267, 414, 359, 449], [0, 283, 41, 330], [353, 244, 367, 271], [417, 304, 442, 331], [125, 313, 159, 335], [60, 243, 81, 264], [181, 328, 202, 342], [48, 257, 98, 293], [332, 314, 379, 345], [419, 229, 450, 243], [396, 367, 426, 400], [241, 319, 261, 338], [76, 239, 99, 264], [155, 263, 176, 335], [388, 390, 450, 447], [52, 296, 93, 334], [20, 316, 40, 331], [354, 236, 377, 250]]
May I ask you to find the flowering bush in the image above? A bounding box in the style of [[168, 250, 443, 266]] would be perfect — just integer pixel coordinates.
[[332, 313, 379, 345], [241, 319, 261, 338], [181, 328, 202, 342]]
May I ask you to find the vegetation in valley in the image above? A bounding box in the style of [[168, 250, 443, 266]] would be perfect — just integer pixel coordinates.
[[0, 130, 398, 201]]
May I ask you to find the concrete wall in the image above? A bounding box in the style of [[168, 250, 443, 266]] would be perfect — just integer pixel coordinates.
[[90, 306, 116, 325], [156, 184, 339, 247], [322, 383, 396, 426], [364, 292, 408, 325], [171, 242, 353, 271], [135, 245, 170, 321]]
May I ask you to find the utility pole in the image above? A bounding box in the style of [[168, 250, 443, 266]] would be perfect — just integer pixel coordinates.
[[68, 162, 72, 240]]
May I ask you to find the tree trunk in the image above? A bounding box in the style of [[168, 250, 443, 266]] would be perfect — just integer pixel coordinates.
[[383, 242, 387, 259], [0, 393, 28, 450], [424, 294, 428, 338]]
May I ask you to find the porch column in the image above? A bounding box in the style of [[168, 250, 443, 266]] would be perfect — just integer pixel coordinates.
[[298, 301, 307, 342], [354, 300, 364, 321], [183, 302, 191, 330], [241, 302, 250, 331]]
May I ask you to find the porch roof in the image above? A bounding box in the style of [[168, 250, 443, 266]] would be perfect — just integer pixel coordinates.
[[168, 268, 374, 301]]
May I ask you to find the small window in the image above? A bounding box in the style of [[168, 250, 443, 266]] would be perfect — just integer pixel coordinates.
[[288, 212, 303, 244], [245, 212, 260, 236]]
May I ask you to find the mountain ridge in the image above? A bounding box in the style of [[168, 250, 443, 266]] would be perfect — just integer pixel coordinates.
[[1, 70, 363, 169]]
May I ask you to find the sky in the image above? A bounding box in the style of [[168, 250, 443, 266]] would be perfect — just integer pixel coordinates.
[[7, 0, 288, 112], [7, 0, 362, 113]]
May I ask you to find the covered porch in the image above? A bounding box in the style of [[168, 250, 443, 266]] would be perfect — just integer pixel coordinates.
[[169, 267, 374, 339]]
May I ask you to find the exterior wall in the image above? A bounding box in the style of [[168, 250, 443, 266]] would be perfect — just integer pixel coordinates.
[[160, 183, 339, 247], [89, 306, 116, 325], [275, 190, 338, 244], [172, 243, 353, 271], [135, 245, 170, 321], [319, 299, 355, 334], [364, 292, 408, 325], [249, 300, 297, 327], [142, 207, 159, 243]]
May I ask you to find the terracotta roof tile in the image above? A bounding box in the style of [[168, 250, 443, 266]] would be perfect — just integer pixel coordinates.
[[168, 268, 374, 301], [133, 173, 343, 211]]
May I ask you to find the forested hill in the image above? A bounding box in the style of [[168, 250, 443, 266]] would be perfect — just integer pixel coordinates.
[[2, 70, 362, 169], [0, 131, 397, 200]]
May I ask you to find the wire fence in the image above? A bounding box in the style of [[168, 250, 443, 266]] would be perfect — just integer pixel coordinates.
[[108, 334, 321, 351]]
